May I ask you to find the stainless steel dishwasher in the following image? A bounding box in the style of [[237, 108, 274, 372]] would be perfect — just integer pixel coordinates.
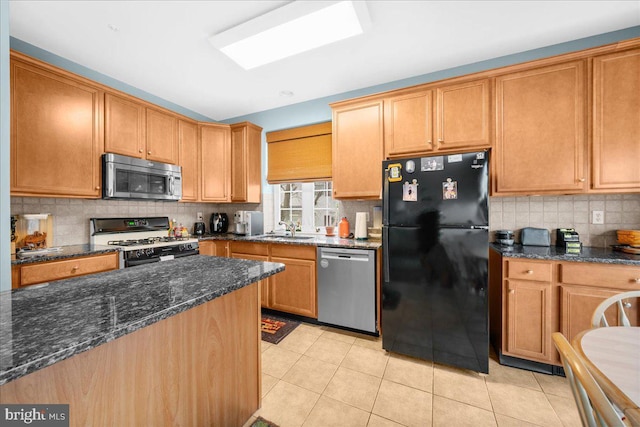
[[317, 247, 376, 333]]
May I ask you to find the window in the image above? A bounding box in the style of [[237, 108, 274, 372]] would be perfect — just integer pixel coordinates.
[[275, 181, 338, 233]]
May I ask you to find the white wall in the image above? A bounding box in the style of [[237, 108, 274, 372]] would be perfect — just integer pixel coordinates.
[[1, 1, 11, 292]]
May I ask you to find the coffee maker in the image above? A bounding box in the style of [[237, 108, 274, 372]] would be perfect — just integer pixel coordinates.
[[233, 211, 264, 235], [210, 213, 229, 234]]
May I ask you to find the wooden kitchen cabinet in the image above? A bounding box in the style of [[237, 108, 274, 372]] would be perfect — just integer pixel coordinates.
[[105, 93, 179, 164], [178, 119, 199, 202], [383, 79, 490, 158], [230, 122, 262, 203], [200, 123, 231, 202], [11, 252, 119, 289], [558, 262, 640, 342], [331, 98, 384, 199], [199, 240, 230, 257], [10, 52, 103, 198], [494, 60, 587, 195], [504, 259, 554, 363], [591, 48, 640, 191], [270, 245, 317, 318], [230, 241, 318, 318]]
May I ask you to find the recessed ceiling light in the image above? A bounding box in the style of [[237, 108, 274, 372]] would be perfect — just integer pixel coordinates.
[[279, 90, 294, 97], [107, 23, 120, 32], [209, 1, 370, 70]]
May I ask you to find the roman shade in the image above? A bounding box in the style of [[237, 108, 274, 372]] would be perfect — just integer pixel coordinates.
[[266, 121, 332, 183]]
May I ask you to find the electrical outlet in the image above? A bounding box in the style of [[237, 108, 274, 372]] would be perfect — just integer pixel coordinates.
[[592, 210, 604, 225], [196, 212, 203, 221]]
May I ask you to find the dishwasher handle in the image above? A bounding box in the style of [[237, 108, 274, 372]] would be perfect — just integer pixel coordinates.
[[321, 254, 370, 262]]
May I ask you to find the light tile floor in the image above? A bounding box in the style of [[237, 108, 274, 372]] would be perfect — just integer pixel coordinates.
[[245, 322, 581, 427]]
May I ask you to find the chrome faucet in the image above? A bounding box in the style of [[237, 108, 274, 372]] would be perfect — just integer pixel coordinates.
[[279, 221, 296, 237]]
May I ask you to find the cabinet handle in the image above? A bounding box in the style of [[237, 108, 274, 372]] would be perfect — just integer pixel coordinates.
[[526, 270, 534, 274]]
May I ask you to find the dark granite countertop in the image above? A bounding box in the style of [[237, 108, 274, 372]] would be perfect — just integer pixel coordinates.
[[491, 243, 640, 266], [11, 244, 120, 266], [0, 255, 284, 385], [199, 233, 382, 250]]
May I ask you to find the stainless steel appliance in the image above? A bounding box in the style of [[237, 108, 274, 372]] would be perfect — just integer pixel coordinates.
[[317, 247, 376, 333], [102, 153, 182, 201], [90, 217, 198, 268], [382, 150, 490, 373], [233, 211, 263, 236], [210, 213, 229, 234]]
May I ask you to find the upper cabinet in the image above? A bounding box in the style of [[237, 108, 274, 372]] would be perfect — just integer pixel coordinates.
[[10, 52, 103, 198], [230, 122, 262, 203], [178, 119, 199, 202], [494, 60, 587, 195], [331, 98, 384, 199], [200, 123, 231, 202], [105, 93, 178, 164], [384, 79, 490, 158], [591, 48, 640, 191]]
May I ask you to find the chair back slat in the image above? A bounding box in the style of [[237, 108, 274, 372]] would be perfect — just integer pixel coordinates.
[[591, 291, 640, 329]]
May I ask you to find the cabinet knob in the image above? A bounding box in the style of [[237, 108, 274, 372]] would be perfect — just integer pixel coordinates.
[[623, 301, 632, 309], [438, 139, 444, 143], [427, 140, 432, 145], [508, 289, 515, 294], [72, 266, 79, 271], [526, 270, 534, 274], [95, 186, 100, 190], [147, 151, 152, 155], [579, 178, 586, 182], [634, 278, 640, 283], [139, 149, 143, 153]]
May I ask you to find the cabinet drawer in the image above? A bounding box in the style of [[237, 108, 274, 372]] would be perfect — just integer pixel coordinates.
[[559, 262, 640, 289], [506, 259, 552, 282], [19, 253, 119, 286], [230, 241, 269, 256], [271, 244, 316, 260]]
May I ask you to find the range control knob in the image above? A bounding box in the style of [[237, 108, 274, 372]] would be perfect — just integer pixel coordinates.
[[135, 250, 142, 258]]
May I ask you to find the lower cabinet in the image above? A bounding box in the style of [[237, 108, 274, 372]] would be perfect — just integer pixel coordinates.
[[199, 240, 230, 257], [11, 252, 119, 289], [230, 241, 317, 318], [491, 251, 640, 367]]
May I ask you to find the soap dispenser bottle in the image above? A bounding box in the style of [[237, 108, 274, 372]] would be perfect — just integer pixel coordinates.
[[338, 217, 350, 238]]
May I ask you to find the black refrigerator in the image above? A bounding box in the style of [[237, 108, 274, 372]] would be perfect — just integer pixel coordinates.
[[382, 150, 490, 373]]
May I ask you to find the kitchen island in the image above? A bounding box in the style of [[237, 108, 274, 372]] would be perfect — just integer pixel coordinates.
[[0, 255, 284, 426]]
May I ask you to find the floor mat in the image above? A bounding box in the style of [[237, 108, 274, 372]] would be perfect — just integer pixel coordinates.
[[261, 314, 300, 344]]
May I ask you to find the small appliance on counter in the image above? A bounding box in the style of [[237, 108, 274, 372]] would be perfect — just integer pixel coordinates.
[[233, 211, 263, 236], [495, 230, 514, 246], [14, 213, 53, 250], [520, 227, 550, 247], [556, 228, 581, 254], [210, 213, 229, 234], [193, 221, 206, 236], [613, 229, 640, 254]]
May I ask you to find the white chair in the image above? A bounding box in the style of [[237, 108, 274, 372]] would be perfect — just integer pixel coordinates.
[[591, 290, 640, 328], [552, 332, 627, 427]]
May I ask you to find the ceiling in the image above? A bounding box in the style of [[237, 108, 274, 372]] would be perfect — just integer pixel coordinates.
[[9, 1, 640, 121]]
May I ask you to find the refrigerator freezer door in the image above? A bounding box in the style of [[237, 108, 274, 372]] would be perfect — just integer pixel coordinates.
[[382, 225, 489, 373], [383, 151, 489, 227]]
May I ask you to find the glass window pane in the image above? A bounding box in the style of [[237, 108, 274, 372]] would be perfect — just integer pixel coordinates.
[[281, 211, 290, 222], [291, 192, 302, 208]]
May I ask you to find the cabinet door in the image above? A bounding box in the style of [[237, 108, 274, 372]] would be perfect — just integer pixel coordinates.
[[384, 90, 433, 157], [146, 108, 178, 164], [269, 256, 317, 318], [436, 79, 490, 151], [560, 285, 637, 343], [495, 61, 587, 194], [332, 100, 384, 199], [11, 57, 103, 198], [230, 125, 247, 202], [231, 252, 270, 307], [592, 48, 640, 190], [505, 279, 553, 362], [200, 124, 231, 202], [230, 122, 262, 203], [105, 93, 145, 158], [178, 120, 199, 202]]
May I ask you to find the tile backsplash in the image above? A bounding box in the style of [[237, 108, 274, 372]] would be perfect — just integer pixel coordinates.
[[10, 193, 640, 248]]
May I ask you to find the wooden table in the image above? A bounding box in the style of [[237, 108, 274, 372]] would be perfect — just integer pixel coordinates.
[[573, 327, 640, 426]]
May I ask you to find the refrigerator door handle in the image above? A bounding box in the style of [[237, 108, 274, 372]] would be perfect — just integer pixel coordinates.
[[382, 226, 390, 283], [383, 167, 389, 226]]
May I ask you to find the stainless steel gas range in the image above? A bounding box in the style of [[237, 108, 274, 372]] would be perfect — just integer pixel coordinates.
[[90, 217, 199, 268]]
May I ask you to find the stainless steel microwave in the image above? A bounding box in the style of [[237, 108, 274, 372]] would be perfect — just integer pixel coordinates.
[[102, 153, 182, 201]]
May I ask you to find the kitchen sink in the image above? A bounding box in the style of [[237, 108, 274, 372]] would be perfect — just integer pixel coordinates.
[[257, 235, 315, 240]]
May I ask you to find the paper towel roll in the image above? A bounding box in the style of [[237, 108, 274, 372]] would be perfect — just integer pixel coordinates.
[[355, 212, 368, 239]]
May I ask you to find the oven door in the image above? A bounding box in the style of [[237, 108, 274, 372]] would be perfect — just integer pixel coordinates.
[[103, 154, 182, 201]]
